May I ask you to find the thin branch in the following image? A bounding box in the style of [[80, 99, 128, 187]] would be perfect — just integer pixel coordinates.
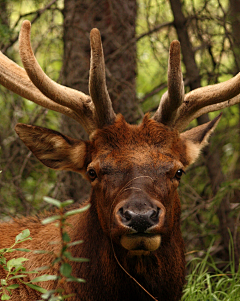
[[1, 0, 58, 53], [136, 21, 174, 42], [138, 82, 167, 104], [105, 21, 173, 63]]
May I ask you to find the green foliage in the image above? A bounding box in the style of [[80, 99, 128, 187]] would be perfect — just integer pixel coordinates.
[[212, 179, 240, 206], [182, 240, 240, 301], [0, 0, 64, 216], [137, 0, 172, 108], [38, 197, 89, 300], [0, 229, 45, 300], [0, 24, 13, 46], [0, 198, 89, 300]]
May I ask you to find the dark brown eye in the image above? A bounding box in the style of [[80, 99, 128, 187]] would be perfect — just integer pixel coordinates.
[[87, 169, 97, 181], [175, 169, 184, 180]]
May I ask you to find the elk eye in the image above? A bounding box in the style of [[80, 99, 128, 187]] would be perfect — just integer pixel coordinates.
[[87, 169, 97, 181], [175, 169, 184, 180]]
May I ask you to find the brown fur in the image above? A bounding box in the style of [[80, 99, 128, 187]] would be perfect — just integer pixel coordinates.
[[0, 115, 220, 300]]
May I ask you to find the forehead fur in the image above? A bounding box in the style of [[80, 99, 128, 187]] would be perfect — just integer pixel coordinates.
[[90, 114, 188, 165]]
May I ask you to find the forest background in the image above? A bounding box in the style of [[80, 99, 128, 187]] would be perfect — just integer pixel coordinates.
[[0, 0, 239, 279]]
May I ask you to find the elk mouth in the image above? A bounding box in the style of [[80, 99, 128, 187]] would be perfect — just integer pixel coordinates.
[[120, 233, 161, 255]]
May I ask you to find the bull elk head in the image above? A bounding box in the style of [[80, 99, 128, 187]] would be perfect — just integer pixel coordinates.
[[0, 20, 240, 300]]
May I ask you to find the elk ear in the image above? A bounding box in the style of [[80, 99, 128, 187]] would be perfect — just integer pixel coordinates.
[[180, 114, 222, 165], [15, 124, 88, 173]]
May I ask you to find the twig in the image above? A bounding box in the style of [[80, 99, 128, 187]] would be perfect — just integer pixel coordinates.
[[105, 22, 173, 63], [2, 0, 58, 53]]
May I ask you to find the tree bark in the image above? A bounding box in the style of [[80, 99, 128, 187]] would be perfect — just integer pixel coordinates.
[[169, 0, 239, 267], [54, 0, 138, 202]]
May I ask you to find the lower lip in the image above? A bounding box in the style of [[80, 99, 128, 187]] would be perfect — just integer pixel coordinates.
[[120, 234, 161, 252]]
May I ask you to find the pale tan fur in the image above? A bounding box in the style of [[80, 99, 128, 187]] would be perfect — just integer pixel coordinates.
[[180, 115, 221, 165], [121, 235, 161, 252]]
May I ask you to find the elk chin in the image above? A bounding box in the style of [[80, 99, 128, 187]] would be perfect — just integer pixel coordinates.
[[120, 234, 161, 256]]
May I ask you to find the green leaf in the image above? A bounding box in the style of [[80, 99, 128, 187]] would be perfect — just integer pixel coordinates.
[[62, 245, 68, 253], [15, 248, 31, 252], [3, 249, 15, 253], [63, 251, 89, 263], [68, 256, 89, 263], [43, 197, 62, 208], [31, 274, 58, 283], [1, 279, 7, 286], [60, 263, 72, 278], [23, 271, 39, 275], [49, 297, 61, 301], [33, 250, 50, 254], [62, 294, 75, 299], [9, 275, 27, 280], [15, 229, 31, 243], [7, 257, 28, 269], [61, 199, 74, 208], [0, 257, 6, 265], [52, 257, 61, 265], [1, 294, 11, 300], [62, 232, 71, 243], [25, 283, 47, 293], [64, 204, 91, 217], [33, 266, 50, 272], [49, 296, 62, 301], [67, 240, 84, 247], [6, 284, 19, 289], [66, 276, 86, 283], [41, 290, 56, 299], [41, 215, 61, 225], [14, 265, 25, 273]]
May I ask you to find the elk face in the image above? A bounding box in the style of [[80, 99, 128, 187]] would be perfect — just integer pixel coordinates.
[[15, 113, 220, 256], [87, 116, 187, 255]]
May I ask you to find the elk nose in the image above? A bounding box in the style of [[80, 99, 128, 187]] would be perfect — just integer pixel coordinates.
[[119, 208, 160, 232]]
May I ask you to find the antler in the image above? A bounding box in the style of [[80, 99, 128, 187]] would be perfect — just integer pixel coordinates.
[[89, 28, 116, 128], [0, 20, 116, 135], [174, 76, 240, 132], [1, 21, 240, 134], [152, 41, 184, 126], [153, 40, 240, 132], [0, 51, 97, 134]]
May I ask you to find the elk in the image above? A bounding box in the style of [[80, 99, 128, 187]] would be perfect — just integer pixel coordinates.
[[0, 20, 240, 301]]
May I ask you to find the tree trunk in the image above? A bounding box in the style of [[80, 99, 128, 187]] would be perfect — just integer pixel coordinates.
[[54, 0, 138, 202], [169, 0, 239, 267]]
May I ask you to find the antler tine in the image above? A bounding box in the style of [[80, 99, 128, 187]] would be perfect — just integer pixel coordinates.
[[176, 94, 240, 132], [174, 72, 240, 132], [152, 40, 184, 126], [0, 52, 96, 132], [19, 20, 97, 135], [89, 28, 116, 128]]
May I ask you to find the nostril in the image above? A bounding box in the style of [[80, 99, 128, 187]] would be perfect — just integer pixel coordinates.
[[119, 207, 123, 216], [150, 208, 160, 222], [124, 210, 132, 221], [119, 208, 132, 221]]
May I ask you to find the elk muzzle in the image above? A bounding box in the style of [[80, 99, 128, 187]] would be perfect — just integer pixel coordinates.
[[115, 189, 166, 255]]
